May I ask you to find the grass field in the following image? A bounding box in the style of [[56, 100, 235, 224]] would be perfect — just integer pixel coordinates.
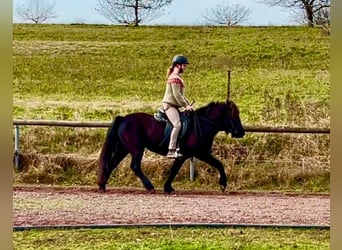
[[13, 227, 330, 250], [13, 24, 329, 124]]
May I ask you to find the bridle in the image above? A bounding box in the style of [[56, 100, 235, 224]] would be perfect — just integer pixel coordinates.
[[192, 102, 237, 136], [224, 101, 238, 134]]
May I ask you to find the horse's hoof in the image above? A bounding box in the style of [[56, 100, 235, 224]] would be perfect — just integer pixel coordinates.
[[164, 188, 175, 194], [98, 184, 106, 193], [220, 185, 226, 193], [147, 189, 156, 194]]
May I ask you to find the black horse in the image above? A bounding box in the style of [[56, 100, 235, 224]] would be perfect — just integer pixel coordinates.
[[97, 100, 245, 193]]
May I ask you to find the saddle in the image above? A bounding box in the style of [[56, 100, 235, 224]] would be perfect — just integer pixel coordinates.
[[154, 108, 190, 146]]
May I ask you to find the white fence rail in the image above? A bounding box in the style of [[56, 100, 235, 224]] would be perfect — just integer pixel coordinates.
[[13, 119, 330, 133], [13, 119, 330, 180]]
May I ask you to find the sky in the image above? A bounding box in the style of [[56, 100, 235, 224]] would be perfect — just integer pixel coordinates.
[[13, 0, 296, 26]]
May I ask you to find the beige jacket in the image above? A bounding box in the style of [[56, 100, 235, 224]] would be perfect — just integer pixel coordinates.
[[162, 75, 190, 108]]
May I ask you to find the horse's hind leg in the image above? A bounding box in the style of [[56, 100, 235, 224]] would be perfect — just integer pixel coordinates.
[[97, 146, 128, 192], [130, 151, 155, 192]]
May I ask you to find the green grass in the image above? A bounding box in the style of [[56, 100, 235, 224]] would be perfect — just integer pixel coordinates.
[[13, 227, 329, 250], [13, 25, 329, 125]]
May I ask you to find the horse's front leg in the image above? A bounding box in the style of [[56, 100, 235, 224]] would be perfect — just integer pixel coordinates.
[[130, 152, 155, 192], [194, 152, 227, 192], [164, 158, 187, 194]]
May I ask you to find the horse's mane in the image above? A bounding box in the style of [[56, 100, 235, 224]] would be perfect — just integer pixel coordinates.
[[195, 101, 227, 115], [195, 100, 239, 119]]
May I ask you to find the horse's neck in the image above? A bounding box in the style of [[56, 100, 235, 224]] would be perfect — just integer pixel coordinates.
[[196, 106, 222, 124], [193, 112, 221, 137]]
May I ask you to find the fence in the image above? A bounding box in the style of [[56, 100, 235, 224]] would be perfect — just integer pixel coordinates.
[[13, 119, 330, 180]]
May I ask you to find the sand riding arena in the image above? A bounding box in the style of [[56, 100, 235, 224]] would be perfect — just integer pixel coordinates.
[[13, 186, 330, 229]]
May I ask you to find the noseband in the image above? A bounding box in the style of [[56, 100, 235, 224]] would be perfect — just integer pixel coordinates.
[[225, 102, 238, 134], [193, 103, 237, 134]]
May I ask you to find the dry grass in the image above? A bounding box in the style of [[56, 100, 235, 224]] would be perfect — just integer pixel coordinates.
[[14, 132, 330, 193]]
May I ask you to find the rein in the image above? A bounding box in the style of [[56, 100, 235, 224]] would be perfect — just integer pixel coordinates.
[[192, 112, 225, 139], [192, 112, 203, 138], [193, 103, 236, 135], [197, 115, 222, 128]]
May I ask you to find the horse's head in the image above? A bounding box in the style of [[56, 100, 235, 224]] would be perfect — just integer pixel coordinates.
[[224, 100, 245, 138], [195, 101, 245, 138]]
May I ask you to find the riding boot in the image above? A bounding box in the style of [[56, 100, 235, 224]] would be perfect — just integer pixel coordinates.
[[166, 149, 176, 158], [166, 148, 184, 158]]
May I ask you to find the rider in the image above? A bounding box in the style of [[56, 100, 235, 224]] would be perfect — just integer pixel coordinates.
[[162, 55, 193, 158]]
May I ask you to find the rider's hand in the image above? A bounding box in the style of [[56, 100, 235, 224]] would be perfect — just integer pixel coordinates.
[[186, 104, 193, 111]]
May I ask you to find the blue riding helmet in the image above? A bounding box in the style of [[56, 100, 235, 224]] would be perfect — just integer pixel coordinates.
[[172, 55, 189, 65]]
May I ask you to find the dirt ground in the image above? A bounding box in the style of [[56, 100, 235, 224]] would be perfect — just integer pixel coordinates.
[[13, 186, 330, 227]]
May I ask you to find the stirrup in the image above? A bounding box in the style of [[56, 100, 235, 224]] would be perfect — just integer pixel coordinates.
[[175, 148, 184, 158]]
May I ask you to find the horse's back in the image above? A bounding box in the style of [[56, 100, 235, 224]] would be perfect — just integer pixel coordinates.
[[118, 112, 165, 146], [124, 112, 154, 120], [122, 112, 157, 127]]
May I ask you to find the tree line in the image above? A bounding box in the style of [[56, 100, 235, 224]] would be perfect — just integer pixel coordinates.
[[15, 0, 330, 28]]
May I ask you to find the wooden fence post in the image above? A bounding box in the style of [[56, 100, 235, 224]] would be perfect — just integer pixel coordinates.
[[189, 157, 195, 181], [14, 125, 20, 170]]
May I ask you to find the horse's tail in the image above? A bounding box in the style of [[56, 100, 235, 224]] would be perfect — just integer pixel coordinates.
[[97, 115, 123, 187]]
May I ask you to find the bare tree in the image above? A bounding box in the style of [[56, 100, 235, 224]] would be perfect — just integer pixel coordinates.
[[202, 3, 252, 26], [290, 6, 330, 34], [290, 6, 330, 25], [95, 0, 172, 26], [314, 6, 330, 26], [15, 0, 58, 24], [257, 0, 330, 27]]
